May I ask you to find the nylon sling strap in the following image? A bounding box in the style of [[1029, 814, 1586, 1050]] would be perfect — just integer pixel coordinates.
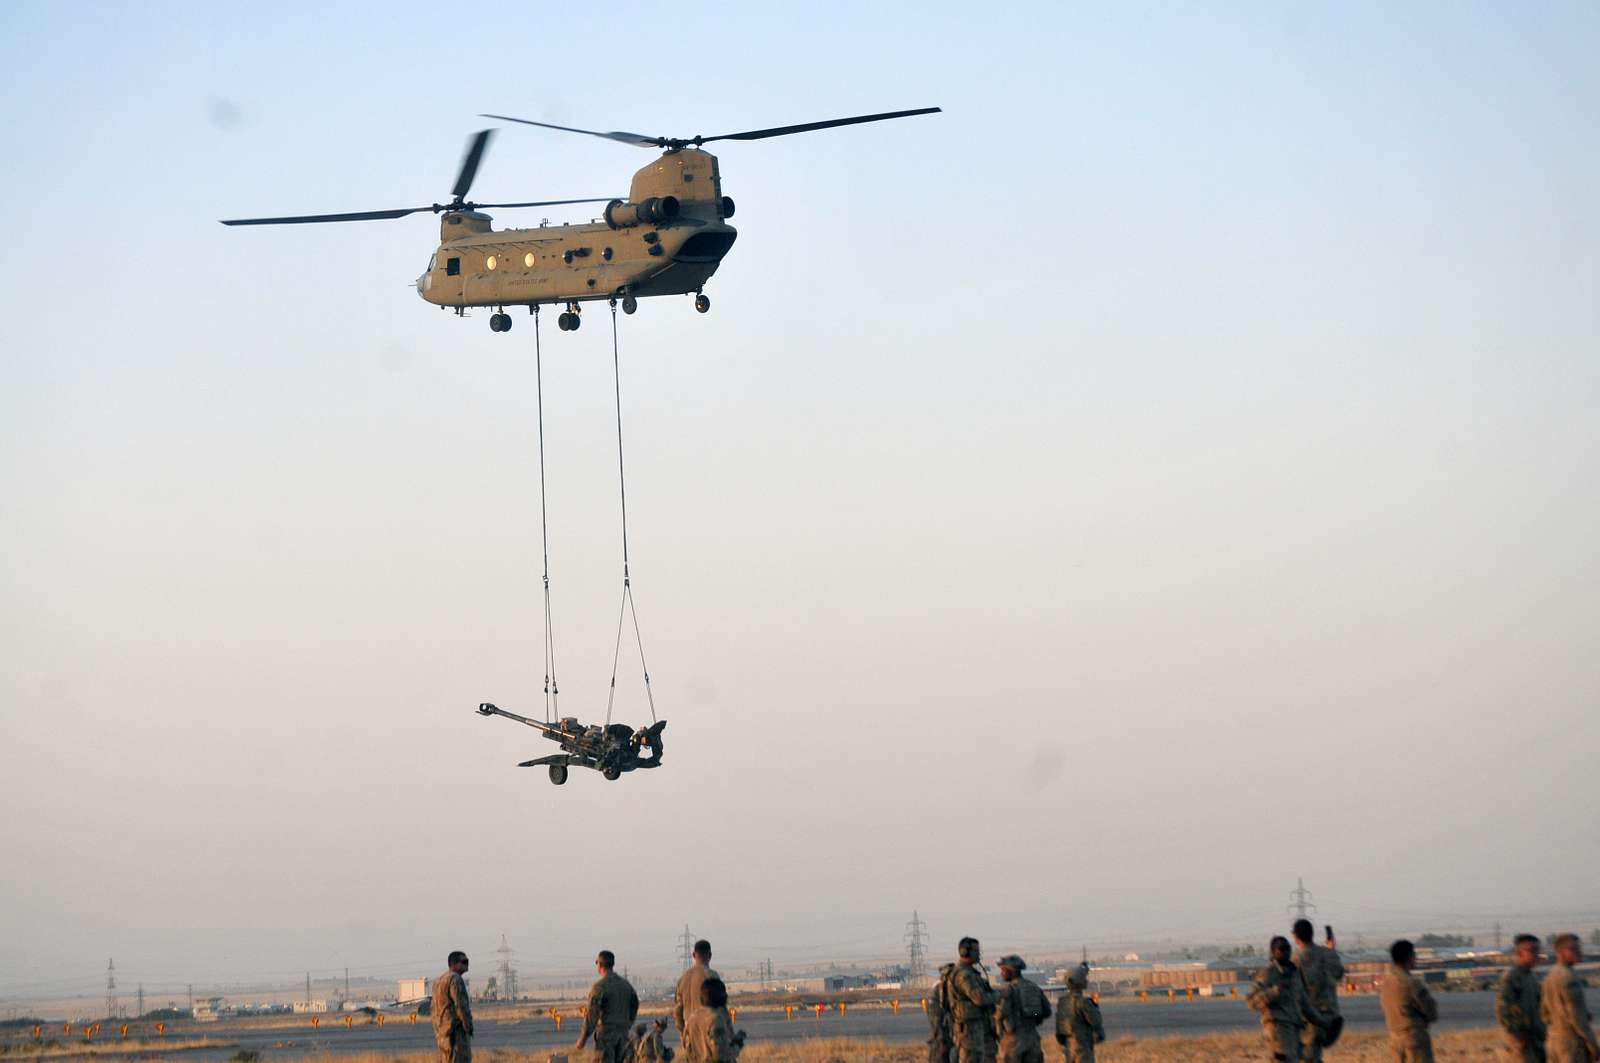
[[533, 306, 560, 724], [605, 301, 657, 727]]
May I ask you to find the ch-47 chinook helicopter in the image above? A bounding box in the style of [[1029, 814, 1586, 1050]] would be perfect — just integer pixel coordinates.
[[221, 107, 939, 332]]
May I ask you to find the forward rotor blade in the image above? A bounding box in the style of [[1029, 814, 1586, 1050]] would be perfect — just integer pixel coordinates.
[[471, 197, 617, 209], [481, 114, 660, 148], [219, 206, 431, 226], [453, 129, 494, 200], [698, 106, 942, 144]]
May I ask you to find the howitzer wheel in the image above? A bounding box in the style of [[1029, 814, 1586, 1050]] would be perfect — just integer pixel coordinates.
[[548, 763, 568, 785]]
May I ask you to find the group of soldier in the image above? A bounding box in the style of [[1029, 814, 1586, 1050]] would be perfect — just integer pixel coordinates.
[[428, 939, 742, 1063], [926, 937, 1104, 1063], [1247, 920, 1598, 1063], [424, 924, 1596, 1063]]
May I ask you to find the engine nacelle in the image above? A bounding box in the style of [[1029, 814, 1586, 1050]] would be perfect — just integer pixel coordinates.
[[605, 196, 680, 229]]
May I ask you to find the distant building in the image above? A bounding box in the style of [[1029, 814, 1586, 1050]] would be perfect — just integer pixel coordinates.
[[823, 974, 873, 992], [398, 979, 429, 1004], [292, 1000, 331, 1014], [1139, 968, 1240, 989], [192, 998, 224, 1023]]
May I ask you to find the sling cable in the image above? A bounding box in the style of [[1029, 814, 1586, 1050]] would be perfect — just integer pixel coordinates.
[[474, 301, 667, 786]]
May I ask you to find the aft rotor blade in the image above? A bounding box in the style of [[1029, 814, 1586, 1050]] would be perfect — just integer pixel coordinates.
[[219, 206, 431, 226], [452, 129, 494, 199], [698, 106, 942, 144], [471, 197, 617, 209], [481, 114, 660, 148]]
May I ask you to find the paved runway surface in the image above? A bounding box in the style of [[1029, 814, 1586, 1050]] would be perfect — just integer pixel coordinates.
[[184, 992, 1497, 1060]]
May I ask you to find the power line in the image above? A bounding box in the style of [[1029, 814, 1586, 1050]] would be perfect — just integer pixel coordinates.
[[1287, 877, 1318, 922], [904, 911, 929, 987], [496, 936, 516, 1003], [677, 926, 694, 971]]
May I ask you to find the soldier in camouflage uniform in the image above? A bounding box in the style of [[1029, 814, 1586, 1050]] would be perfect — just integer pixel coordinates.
[[627, 1018, 673, 1062], [927, 962, 956, 1063], [673, 941, 720, 1041], [1249, 936, 1328, 1063], [1541, 934, 1599, 1063], [993, 955, 1050, 1063], [576, 950, 640, 1063], [1293, 920, 1344, 1063], [945, 937, 998, 1063], [1380, 940, 1438, 1063], [430, 951, 475, 1063], [1055, 964, 1104, 1063], [1497, 934, 1546, 1063]]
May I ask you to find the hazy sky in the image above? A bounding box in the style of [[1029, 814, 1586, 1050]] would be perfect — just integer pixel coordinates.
[[3, 0, 1598, 1003]]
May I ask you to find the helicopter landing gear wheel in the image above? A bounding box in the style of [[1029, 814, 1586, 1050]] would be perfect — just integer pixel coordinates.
[[489, 312, 512, 333], [621, 295, 638, 315], [603, 766, 622, 781], [548, 763, 568, 786], [694, 293, 710, 314]]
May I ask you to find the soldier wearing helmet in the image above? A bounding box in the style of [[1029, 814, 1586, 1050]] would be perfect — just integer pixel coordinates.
[[1056, 964, 1104, 1063], [993, 955, 1050, 1063], [943, 937, 997, 1063]]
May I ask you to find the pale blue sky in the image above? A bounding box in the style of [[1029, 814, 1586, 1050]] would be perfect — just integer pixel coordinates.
[[2, 1, 1598, 998]]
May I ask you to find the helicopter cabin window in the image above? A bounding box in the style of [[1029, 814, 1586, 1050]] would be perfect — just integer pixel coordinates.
[[524, 252, 535, 268], [486, 255, 497, 271], [446, 257, 460, 276], [427, 254, 437, 271]]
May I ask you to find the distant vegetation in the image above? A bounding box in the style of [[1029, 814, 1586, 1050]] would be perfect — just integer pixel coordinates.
[[1416, 933, 1475, 948]]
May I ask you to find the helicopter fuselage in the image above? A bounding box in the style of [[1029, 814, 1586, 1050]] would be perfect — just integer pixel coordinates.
[[416, 147, 736, 310]]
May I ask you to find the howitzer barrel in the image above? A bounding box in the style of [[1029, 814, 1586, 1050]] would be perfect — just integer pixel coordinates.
[[476, 702, 549, 731]]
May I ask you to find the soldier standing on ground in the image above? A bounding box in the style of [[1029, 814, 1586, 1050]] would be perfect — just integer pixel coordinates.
[[431, 951, 475, 1063], [993, 955, 1050, 1063], [682, 977, 744, 1062], [1542, 934, 1599, 1063], [575, 950, 639, 1063], [1249, 936, 1328, 1063], [928, 962, 956, 1063], [945, 937, 998, 1063], [1293, 920, 1344, 1063], [1497, 934, 1547, 1062], [1055, 964, 1104, 1063], [1380, 940, 1438, 1063], [674, 940, 720, 1041]]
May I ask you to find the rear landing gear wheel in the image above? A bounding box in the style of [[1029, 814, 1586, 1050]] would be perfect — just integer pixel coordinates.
[[695, 293, 711, 314], [621, 296, 638, 315], [489, 312, 512, 333], [488, 313, 502, 332], [558, 311, 582, 331], [548, 763, 568, 785], [603, 766, 622, 781]]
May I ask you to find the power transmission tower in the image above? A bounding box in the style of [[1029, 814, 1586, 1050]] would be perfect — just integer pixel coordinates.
[[677, 925, 695, 970], [305, 972, 311, 1008], [496, 936, 516, 1002], [187, 985, 193, 1013], [106, 959, 119, 1019], [904, 911, 930, 986], [1287, 877, 1318, 921], [1494, 923, 1503, 951], [136, 985, 145, 1019]]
